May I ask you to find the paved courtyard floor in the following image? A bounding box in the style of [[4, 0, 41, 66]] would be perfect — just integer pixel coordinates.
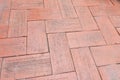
[[0, 0, 120, 80]]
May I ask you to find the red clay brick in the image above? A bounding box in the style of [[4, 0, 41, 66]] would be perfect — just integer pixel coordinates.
[[0, 9, 9, 38], [46, 19, 82, 33], [67, 31, 106, 48], [95, 16, 120, 44], [27, 21, 48, 54], [72, 0, 112, 6], [99, 65, 120, 80], [75, 7, 98, 30], [11, 0, 44, 9], [0, 37, 26, 57], [71, 48, 101, 80], [91, 45, 120, 66], [44, 0, 61, 19], [58, 0, 77, 18], [21, 72, 77, 80], [90, 6, 120, 16], [48, 33, 74, 74], [1, 53, 52, 80], [8, 10, 27, 37], [109, 16, 120, 28], [27, 8, 62, 20]]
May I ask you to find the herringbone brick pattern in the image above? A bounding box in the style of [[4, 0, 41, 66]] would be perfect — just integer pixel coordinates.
[[0, 0, 120, 80]]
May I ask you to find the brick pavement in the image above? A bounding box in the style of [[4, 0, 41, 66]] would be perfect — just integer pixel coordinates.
[[0, 0, 120, 80]]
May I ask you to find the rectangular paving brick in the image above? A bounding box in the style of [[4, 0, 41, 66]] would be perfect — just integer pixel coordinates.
[[58, 0, 77, 18], [11, 0, 44, 9], [99, 65, 120, 80], [19, 72, 77, 80], [71, 48, 101, 80], [44, 0, 61, 19], [90, 6, 120, 16], [75, 7, 98, 30], [95, 16, 120, 44], [8, 10, 27, 37], [0, 9, 9, 38], [91, 45, 120, 66], [48, 33, 74, 74], [72, 0, 112, 6], [67, 31, 106, 48], [27, 8, 62, 20], [0, 37, 26, 57], [1, 53, 52, 80], [27, 21, 48, 54], [109, 16, 120, 28], [46, 19, 82, 33]]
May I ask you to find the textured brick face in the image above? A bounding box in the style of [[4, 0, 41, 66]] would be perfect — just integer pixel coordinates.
[[46, 19, 82, 33], [91, 45, 120, 66], [1, 0, 120, 80], [48, 33, 74, 74], [99, 65, 120, 80], [27, 21, 48, 54], [1, 53, 52, 80], [67, 31, 106, 48], [0, 38, 26, 57]]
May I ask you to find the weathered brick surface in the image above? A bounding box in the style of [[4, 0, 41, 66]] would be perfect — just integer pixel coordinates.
[[0, 37, 26, 57], [48, 33, 74, 74], [91, 45, 120, 66], [58, 0, 77, 18], [99, 65, 120, 80], [46, 19, 82, 33], [95, 16, 120, 44], [11, 0, 44, 9], [67, 31, 106, 48], [71, 48, 101, 80], [1, 53, 52, 80], [75, 7, 98, 30], [90, 6, 120, 16], [8, 10, 27, 37], [109, 16, 120, 28], [27, 21, 48, 54], [1, 0, 120, 80]]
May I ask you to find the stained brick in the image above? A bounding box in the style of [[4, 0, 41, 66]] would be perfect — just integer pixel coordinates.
[[11, 0, 44, 9], [46, 19, 82, 33], [91, 45, 120, 66], [0, 9, 9, 38], [72, 0, 112, 6], [8, 10, 27, 37], [27, 8, 62, 20], [109, 16, 120, 28], [27, 21, 48, 54], [19, 72, 77, 80], [90, 6, 120, 16], [99, 65, 120, 80], [48, 33, 74, 74], [95, 16, 120, 44], [75, 7, 98, 30], [44, 0, 61, 19], [71, 48, 101, 80], [58, 0, 77, 18], [0, 37, 26, 57], [67, 31, 106, 48], [1, 53, 52, 80]]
